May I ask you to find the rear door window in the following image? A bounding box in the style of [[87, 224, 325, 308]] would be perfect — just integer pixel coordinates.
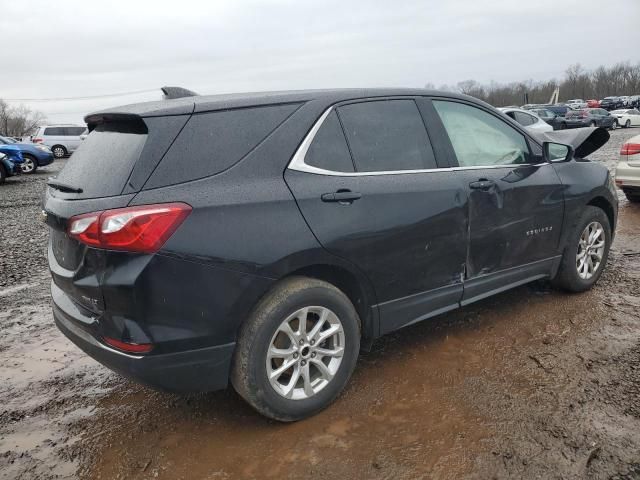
[[305, 111, 354, 172], [337, 99, 437, 172], [63, 127, 86, 136]]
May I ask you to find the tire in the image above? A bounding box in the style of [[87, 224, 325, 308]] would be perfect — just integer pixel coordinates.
[[231, 276, 361, 422], [589, 121, 596, 127], [611, 121, 618, 130], [624, 190, 640, 203], [552, 206, 611, 293], [559, 122, 567, 130], [625, 120, 631, 128], [51, 145, 67, 158], [20, 154, 37, 174], [0, 164, 6, 184]]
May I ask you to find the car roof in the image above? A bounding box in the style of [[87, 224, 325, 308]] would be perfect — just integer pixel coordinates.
[[84, 88, 480, 124]]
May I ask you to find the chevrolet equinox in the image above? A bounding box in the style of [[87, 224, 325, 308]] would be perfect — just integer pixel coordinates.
[[45, 89, 617, 421]]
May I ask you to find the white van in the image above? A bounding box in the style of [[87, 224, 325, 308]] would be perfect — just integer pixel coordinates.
[[32, 125, 87, 158]]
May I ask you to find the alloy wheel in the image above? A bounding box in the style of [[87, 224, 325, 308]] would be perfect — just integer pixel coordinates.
[[576, 222, 605, 280], [20, 157, 35, 173], [52, 147, 65, 158], [266, 306, 345, 400]]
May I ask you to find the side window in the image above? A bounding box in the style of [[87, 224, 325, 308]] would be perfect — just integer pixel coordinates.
[[337, 100, 437, 172], [513, 111, 536, 126], [44, 127, 62, 135], [64, 127, 85, 136], [305, 111, 354, 172], [433, 100, 532, 167]]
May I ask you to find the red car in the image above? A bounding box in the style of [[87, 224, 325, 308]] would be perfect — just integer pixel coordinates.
[[587, 99, 601, 108]]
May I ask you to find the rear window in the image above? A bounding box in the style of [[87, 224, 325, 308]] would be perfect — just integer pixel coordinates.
[[53, 122, 147, 198], [144, 103, 299, 189]]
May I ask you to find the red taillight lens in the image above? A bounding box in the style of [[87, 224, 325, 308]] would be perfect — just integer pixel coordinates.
[[32, 138, 43, 143], [104, 337, 153, 354], [621, 143, 640, 156], [68, 202, 191, 253]]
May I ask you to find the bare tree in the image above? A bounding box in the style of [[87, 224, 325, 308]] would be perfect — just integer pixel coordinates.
[[0, 99, 46, 138], [440, 61, 640, 106]]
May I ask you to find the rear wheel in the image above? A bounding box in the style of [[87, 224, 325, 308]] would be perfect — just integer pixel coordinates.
[[51, 145, 67, 158], [552, 206, 611, 292], [559, 122, 567, 130], [611, 121, 618, 130], [231, 276, 360, 421], [20, 154, 37, 174], [589, 120, 597, 127]]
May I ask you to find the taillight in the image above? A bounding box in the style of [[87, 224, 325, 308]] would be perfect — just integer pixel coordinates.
[[32, 137, 43, 143], [621, 143, 640, 156], [68, 202, 191, 253]]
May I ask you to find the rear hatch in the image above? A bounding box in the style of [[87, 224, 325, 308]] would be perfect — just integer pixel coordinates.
[[45, 114, 190, 313]]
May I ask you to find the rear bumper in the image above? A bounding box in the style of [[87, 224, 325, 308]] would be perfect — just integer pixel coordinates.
[[52, 283, 236, 393], [615, 161, 640, 189]]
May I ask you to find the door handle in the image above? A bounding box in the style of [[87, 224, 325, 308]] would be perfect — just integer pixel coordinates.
[[469, 179, 495, 191], [321, 190, 362, 203]]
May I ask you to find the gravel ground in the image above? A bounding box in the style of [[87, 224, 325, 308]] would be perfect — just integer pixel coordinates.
[[0, 128, 639, 479]]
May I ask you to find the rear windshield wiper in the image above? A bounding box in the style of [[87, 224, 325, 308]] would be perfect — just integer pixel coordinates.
[[47, 178, 83, 193]]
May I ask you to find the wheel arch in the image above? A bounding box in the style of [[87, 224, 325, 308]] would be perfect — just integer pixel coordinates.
[[587, 195, 615, 234], [283, 263, 379, 343]]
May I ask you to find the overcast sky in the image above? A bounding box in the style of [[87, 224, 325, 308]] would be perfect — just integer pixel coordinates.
[[3, 0, 639, 124]]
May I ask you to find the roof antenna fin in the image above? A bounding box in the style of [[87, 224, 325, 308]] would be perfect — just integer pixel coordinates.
[[161, 86, 199, 100]]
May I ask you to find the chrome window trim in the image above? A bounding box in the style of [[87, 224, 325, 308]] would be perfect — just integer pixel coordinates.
[[287, 106, 548, 177]]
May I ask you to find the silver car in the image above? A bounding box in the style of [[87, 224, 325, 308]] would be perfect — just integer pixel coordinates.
[[32, 125, 87, 158], [498, 107, 553, 133]]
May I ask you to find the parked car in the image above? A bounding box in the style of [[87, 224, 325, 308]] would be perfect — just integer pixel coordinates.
[[498, 107, 553, 133], [566, 99, 588, 109], [45, 89, 618, 421], [619, 96, 630, 107], [610, 109, 640, 128], [587, 99, 600, 108], [615, 134, 640, 202], [0, 136, 54, 173], [31, 125, 87, 158], [0, 145, 24, 184], [565, 108, 617, 129], [531, 108, 568, 130], [546, 105, 572, 117], [600, 97, 623, 111], [629, 95, 640, 108]]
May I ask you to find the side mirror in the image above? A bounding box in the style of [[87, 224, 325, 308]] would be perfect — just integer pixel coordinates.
[[543, 142, 574, 163]]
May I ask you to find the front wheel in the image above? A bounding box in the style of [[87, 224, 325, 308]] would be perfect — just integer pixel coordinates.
[[625, 120, 631, 128], [589, 120, 597, 127], [552, 206, 611, 292], [20, 154, 37, 174], [610, 121, 618, 130], [231, 276, 360, 421]]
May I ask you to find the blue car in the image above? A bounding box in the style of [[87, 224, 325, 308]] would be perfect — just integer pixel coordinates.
[[0, 145, 24, 184], [0, 136, 54, 173]]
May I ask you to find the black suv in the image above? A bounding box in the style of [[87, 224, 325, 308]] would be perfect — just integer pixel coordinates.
[[45, 89, 617, 421]]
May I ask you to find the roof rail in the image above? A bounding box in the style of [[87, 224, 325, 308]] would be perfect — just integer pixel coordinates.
[[161, 86, 199, 100]]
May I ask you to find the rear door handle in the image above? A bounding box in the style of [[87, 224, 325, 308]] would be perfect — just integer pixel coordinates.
[[321, 191, 362, 203], [469, 179, 495, 191]]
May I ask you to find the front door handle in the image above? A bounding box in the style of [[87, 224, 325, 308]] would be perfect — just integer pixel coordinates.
[[469, 179, 495, 191], [321, 190, 362, 203]]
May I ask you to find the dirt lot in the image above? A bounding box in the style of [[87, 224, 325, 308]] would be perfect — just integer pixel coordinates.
[[1, 128, 640, 480]]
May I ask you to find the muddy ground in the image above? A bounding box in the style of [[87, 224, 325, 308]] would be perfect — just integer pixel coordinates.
[[1, 128, 640, 480]]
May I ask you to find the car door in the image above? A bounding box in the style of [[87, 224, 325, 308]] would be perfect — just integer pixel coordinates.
[[429, 98, 565, 305], [285, 98, 468, 334]]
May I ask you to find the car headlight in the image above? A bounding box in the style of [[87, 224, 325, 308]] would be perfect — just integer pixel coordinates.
[[35, 145, 51, 152]]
